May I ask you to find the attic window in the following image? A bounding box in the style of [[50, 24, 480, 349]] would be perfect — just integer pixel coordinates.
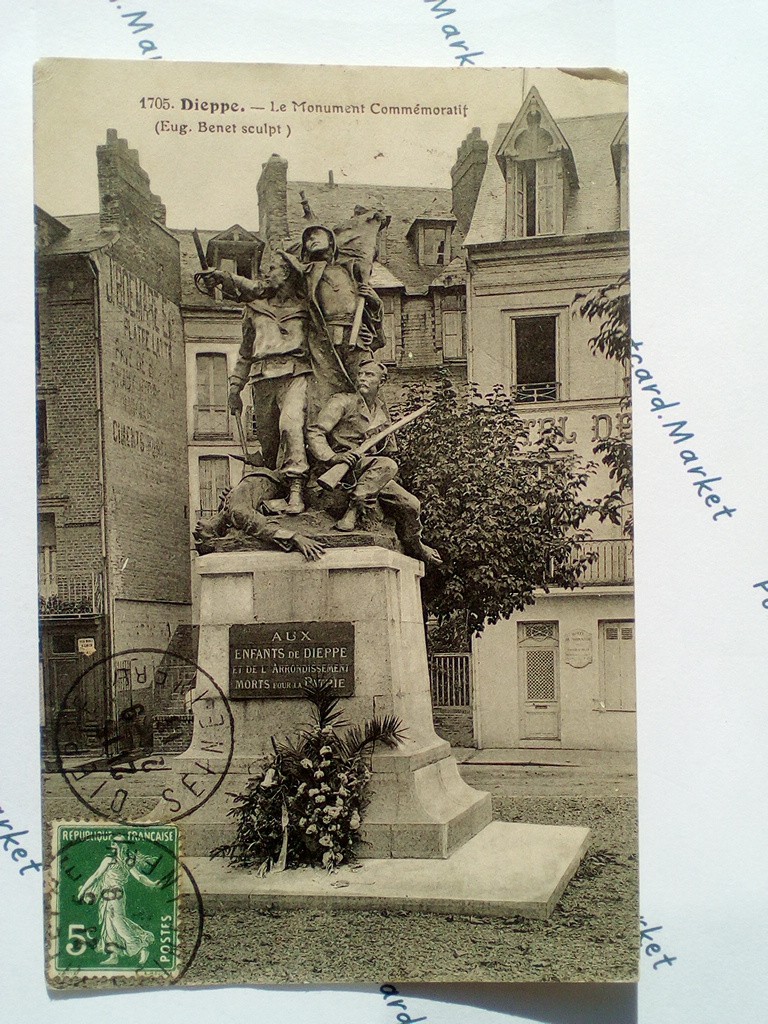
[[420, 226, 450, 266], [206, 230, 263, 279], [213, 247, 258, 277], [514, 159, 556, 237], [497, 88, 576, 239]]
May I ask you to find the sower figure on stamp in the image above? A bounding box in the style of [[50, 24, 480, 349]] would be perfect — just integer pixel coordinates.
[[198, 252, 312, 515], [297, 209, 389, 401], [306, 360, 442, 565], [76, 836, 160, 966]]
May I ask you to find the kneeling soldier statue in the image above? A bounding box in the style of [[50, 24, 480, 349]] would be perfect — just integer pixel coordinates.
[[306, 360, 442, 566]]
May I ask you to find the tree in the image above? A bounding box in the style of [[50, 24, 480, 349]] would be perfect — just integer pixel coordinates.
[[393, 375, 622, 637], [574, 271, 633, 508]]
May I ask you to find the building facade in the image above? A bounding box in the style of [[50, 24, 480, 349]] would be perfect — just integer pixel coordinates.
[[36, 103, 633, 756], [465, 88, 634, 751], [36, 131, 192, 753]]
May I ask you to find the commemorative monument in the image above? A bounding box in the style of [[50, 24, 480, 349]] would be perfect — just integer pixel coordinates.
[[161, 200, 590, 916]]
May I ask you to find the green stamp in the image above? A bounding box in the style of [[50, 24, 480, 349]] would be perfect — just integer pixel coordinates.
[[49, 822, 180, 979]]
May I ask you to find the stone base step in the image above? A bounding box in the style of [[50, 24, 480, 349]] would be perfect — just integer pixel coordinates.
[[184, 820, 590, 920]]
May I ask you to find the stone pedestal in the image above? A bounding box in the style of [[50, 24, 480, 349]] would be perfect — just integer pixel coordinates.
[[177, 547, 491, 858]]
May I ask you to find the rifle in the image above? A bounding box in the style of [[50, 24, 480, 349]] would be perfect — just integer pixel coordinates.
[[317, 403, 431, 491]]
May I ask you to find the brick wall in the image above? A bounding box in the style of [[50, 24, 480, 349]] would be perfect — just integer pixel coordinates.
[[37, 255, 103, 576], [400, 296, 440, 368], [433, 707, 475, 748], [98, 250, 190, 608]]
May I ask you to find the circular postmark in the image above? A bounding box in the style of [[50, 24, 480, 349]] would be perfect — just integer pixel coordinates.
[[53, 647, 234, 825], [45, 821, 204, 988]]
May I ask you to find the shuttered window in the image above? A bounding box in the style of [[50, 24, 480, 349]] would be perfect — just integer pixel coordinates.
[[195, 353, 229, 436], [198, 456, 230, 518], [512, 159, 558, 237], [442, 311, 464, 360], [600, 620, 636, 711], [535, 159, 556, 235]]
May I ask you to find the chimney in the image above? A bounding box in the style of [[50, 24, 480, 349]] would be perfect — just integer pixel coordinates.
[[257, 153, 289, 246], [96, 129, 166, 229], [328, 170, 335, 188], [450, 127, 488, 236]]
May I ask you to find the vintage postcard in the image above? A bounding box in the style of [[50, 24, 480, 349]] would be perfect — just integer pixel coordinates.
[[35, 58, 636, 986]]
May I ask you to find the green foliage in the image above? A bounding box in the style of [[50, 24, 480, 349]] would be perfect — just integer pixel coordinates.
[[574, 271, 631, 363], [393, 376, 622, 636], [574, 271, 634, 528], [212, 683, 406, 872]]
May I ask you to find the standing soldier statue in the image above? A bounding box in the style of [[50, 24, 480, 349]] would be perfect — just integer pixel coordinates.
[[198, 252, 312, 515], [294, 207, 390, 402]]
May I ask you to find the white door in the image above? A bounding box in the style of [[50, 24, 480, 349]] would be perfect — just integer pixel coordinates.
[[518, 622, 561, 740]]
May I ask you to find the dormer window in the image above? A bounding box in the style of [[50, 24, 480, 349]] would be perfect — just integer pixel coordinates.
[[514, 157, 557, 237], [496, 87, 578, 240], [423, 227, 448, 266], [406, 216, 455, 267], [205, 225, 264, 279]]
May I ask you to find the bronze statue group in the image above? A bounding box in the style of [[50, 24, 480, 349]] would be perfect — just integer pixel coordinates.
[[194, 209, 441, 567]]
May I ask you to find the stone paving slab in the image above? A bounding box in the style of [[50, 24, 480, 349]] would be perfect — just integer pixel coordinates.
[[454, 748, 637, 770], [184, 820, 590, 920]]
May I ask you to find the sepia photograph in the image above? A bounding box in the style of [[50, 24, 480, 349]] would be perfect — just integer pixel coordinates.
[[34, 58, 635, 987]]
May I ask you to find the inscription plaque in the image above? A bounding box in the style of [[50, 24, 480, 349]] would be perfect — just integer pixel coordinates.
[[229, 622, 355, 699], [564, 629, 593, 669]]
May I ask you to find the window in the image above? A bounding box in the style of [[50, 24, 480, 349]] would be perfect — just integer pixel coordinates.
[[380, 310, 397, 363], [198, 456, 230, 518], [207, 227, 262, 279], [600, 620, 636, 711], [497, 90, 576, 239], [195, 354, 229, 436], [442, 311, 465, 360], [422, 228, 446, 266], [512, 316, 558, 402], [514, 159, 556, 237], [38, 513, 57, 597]]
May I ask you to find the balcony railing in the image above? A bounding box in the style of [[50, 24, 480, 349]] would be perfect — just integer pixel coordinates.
[[574, 539, 634, 586], [193, 405, 230, 439], [511, 381, 561, 403], [39, 572, 104, 617]]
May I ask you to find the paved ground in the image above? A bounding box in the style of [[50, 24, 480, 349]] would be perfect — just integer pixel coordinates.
[[43, 746, 638, 984]]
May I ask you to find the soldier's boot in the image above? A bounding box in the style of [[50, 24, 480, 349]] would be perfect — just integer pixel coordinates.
[[335, 503, 359, 532], [286, 479, 305, 515]]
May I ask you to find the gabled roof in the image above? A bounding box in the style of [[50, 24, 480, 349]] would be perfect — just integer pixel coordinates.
[[207, 224, 259, 243], [429, 255, 467, 289], [495, 86, 578, 187], [466, 111, 627, 246], [288, 180, 463, 291], [35, 211, 117, 256]]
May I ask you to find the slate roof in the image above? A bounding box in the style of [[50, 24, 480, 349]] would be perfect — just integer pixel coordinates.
[[464, 112, 627, 247], [289, 180, 463, 292], [36, 212, 117, 256]]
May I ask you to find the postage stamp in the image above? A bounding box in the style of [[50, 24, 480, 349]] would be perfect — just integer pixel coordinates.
[[48, 822, 184, 981]]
